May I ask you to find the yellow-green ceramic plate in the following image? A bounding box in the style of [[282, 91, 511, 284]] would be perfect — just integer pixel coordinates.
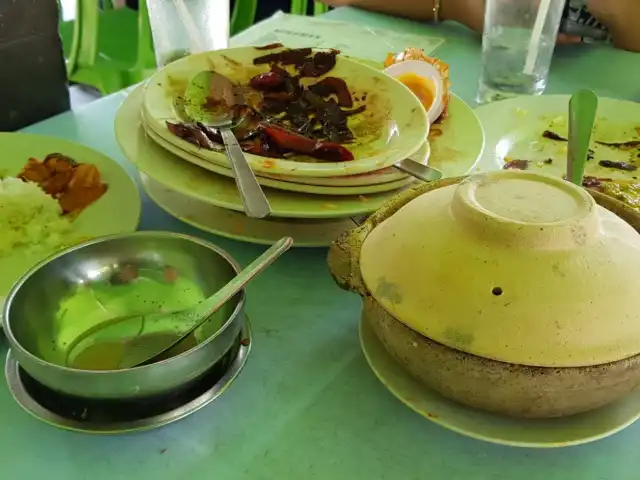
[[142, 46, 429, 178], [0, 133, 140, 310], [141, 174, 355, 247], [346, 58, 485, 177], [143, 125, 416, 196], [474, 95, 640, 177], [142, 111, 429, 187], [116, 86, 413, 219], [427, 93, 485, 176], [256, 141, 429, 187], [240, 145, 426, 186], [359, 316, 640, 448]]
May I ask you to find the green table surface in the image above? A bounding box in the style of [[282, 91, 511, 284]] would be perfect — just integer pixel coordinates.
[[2, 7, 639, 479]]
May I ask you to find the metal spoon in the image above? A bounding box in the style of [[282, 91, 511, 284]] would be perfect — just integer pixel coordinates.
[[394, 159, 443, 182], [185, 70, 271, 219], [66, 237, 293, 370], [567, 90, 598, 186]]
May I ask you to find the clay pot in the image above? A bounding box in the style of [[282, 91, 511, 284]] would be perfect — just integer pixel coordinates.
[[328, 172, 640, 418]]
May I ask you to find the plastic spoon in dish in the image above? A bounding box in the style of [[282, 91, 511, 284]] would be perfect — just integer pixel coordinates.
[[185, 70, 271, 219], [66, 237, 293, 370], [567, 89, 598, 186]]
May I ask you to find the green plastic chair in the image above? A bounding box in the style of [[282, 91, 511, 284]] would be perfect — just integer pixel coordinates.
[[60, 0, 329, 95], [290, 0, 328, 15], [232, 0, 258, 34], [233, 1, 328, 34], [314, 2, 329, 15], [61, 0, 156, 94]]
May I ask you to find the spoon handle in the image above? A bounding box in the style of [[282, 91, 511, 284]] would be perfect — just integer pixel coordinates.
[[220, 127, 272, 219], [567, 90, 598, 187], [394, 159, 443, 182], [191, 237, 293, 322], [122, 237, 294, 368]]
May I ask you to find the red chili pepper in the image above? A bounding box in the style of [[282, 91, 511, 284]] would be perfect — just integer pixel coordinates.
[[312, 142, 354, 162], [261, 123, 317, 154], [249, 72, 286, 90], [260, 123, 354, 162], [254, 43, 284, 51]]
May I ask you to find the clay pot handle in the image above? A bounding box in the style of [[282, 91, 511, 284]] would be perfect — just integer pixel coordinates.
[[588, 189, 640, 234], [327, 222, 370, 296], [328, 177, 465, 296]]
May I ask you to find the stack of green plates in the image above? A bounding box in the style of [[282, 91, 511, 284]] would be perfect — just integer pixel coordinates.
[[114, 47, 485, 246]]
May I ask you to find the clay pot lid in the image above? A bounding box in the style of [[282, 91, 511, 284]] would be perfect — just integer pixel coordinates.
[[359, 171, 640, 367]]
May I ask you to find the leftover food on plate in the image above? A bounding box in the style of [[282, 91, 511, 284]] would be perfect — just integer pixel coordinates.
[[0, 154, 108, 258], [543, 129, 640, 150], [583, 177, 640, 211], [18, 153, 108, 215], [167, 48, 367, 163], [503, 127, 640, 211], [0, 177, 72, 258]]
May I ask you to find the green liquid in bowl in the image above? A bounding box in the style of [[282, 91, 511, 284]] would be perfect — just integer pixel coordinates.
[[54, 270, 206, 370]]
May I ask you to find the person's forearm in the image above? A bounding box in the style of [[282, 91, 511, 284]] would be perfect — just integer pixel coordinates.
[[322, 0, 484, 32], [587, 0, 640, 52], [328, 0, 437, 21], [442, 0, 484, 32], [609, 31, 640, 53], [607, 22, 640, 53]]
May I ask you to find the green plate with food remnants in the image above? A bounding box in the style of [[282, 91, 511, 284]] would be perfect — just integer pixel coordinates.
[[474, 95, 640, 180], [0, 133, 140, 312], [142, 46, 429, 178], [117, 85, 411, 219]]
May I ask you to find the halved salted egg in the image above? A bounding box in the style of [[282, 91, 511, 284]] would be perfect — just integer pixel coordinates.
[[383, 51, 450, 125]]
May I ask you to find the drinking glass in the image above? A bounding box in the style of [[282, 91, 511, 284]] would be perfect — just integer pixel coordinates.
[[147, 0, 230, 67], [477, 0, 565, 104]]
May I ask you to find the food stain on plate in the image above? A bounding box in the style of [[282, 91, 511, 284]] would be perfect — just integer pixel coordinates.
[[501, 119, 640, 211], [168, 48, 371, 163], [322, 203, 339, 210]]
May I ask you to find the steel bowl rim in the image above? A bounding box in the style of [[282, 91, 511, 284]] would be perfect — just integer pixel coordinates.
[[2, 230, 246, 375]]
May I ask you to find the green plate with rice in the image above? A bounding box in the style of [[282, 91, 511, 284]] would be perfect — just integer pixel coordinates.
[[0, 133, 140, 314]]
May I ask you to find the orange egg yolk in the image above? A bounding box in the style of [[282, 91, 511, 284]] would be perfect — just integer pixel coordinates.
[[396, 72, 436, 110]]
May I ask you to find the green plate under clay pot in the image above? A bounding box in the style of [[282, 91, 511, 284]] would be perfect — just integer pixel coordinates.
[[359, 317, 640, 448]]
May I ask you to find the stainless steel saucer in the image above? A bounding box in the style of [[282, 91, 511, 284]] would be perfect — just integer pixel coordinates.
[[5, 320, 252, 434]]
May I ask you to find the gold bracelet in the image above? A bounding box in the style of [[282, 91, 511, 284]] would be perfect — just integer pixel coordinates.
[[433, 0, 442, 23]]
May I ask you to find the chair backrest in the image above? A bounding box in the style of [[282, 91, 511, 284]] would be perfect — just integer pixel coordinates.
[[1, 0, 70, 130], [63, 0, 330, 94], [313, 2, 328, 15], [231, 0, 258, 35], [289, 0, 328, 16], [233, 0, 328, 35]]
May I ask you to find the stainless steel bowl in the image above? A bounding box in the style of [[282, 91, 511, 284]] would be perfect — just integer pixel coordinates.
[[2, 231, 245, 400]]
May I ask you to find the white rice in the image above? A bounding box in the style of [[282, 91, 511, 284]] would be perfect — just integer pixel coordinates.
[[0, 178, 73, 258]]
